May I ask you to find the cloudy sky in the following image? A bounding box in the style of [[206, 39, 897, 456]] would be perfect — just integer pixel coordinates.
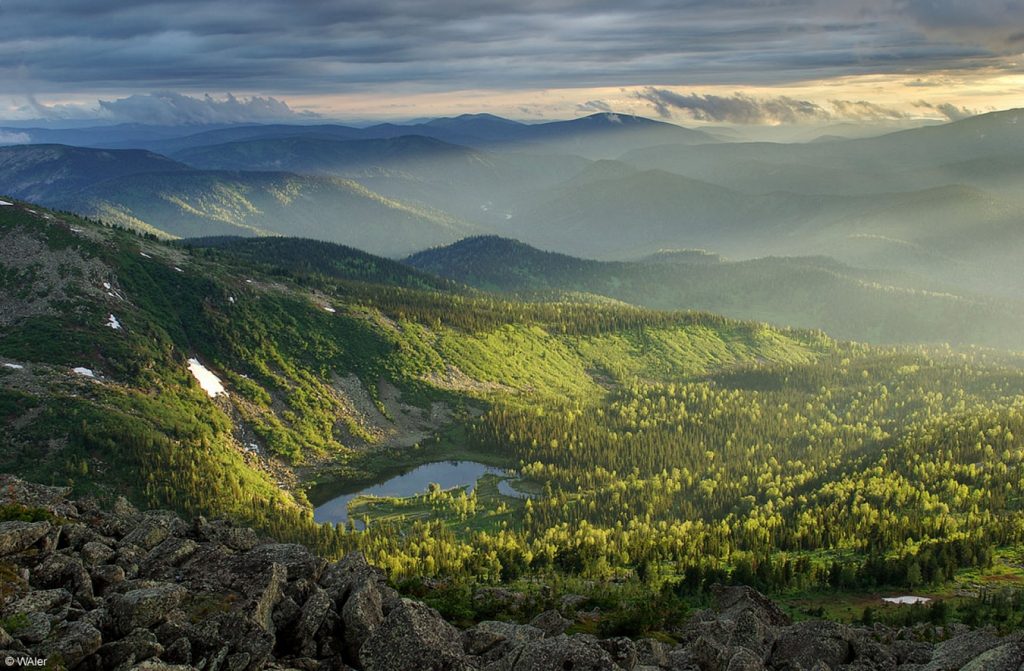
[[1, 0, 1022, 124]]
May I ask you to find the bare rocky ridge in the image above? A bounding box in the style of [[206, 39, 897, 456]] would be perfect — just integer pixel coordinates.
[[1, 475, 1021, 671]]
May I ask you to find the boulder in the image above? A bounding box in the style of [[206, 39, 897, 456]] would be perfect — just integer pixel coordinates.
[[108, 584, 187, 636], [3, 588, 72, 621], [769, 621, 853, 671], [500, 634, 621, 671], [81, 541, 117, 566], [960, 639, 1024, 671], [463, 620, 545, 663], [922, 628, 1005, 671], [236, 544, 326, 583], [529, 609, 571, 638], [7, 611, 50, 643], [97, 627, 164, 668], [289, 586, 332, 656], [599, 636, 638, 670], [359, 599, 470, 671], [0, 521, 52, 556], [37, 620, 103, 668]]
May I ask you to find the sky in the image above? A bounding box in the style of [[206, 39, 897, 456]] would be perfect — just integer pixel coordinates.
[[1, 0, 1023, 125]]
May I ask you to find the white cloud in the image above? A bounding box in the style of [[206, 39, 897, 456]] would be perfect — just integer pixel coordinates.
[[97, 92, 319, 125]]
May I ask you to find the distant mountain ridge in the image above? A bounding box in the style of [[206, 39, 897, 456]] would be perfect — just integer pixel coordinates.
[[405, 235, 1024, 348], [4, 112, 717, 159]]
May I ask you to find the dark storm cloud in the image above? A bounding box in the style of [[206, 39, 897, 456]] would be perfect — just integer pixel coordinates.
[[0, 0, 1015, 100], [635, 87, 910, 123]]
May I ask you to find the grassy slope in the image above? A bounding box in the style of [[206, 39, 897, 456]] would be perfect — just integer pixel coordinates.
[[0, 200, 828, 524]]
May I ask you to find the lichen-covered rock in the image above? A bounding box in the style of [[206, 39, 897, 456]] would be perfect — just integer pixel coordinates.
[[37, 619, 103, 668], [359, 598, 470, 671], [501, 634, 622, 671], [109, 584, 187, 636], [922, 628, 1005, 671], [529, 609, 571, 637], [98, 626, 165, 668], [236, 544, 326, 584], [0, 521, 52, 556]]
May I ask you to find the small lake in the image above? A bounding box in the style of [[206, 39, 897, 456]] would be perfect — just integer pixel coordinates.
[[314, 460, 526, 525]]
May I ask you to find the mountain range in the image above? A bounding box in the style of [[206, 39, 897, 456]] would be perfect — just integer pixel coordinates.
[[2, 107, 1023, 346]]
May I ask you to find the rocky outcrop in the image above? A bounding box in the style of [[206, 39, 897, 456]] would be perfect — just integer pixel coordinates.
[[1, 475, 1022, 671]]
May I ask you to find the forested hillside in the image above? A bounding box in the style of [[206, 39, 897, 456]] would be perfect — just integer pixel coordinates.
[[406, 236, 1024, 348], [4, 198, 1024, 633]]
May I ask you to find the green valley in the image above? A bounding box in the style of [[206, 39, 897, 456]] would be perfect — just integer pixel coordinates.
[[4, 198, 1024, 634]]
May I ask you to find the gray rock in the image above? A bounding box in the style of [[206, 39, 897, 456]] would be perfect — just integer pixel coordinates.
[[32, 552, 96, 606], [236, 543, 326, 583], [291, 586, 332, 656], [464, 621, 545, 664], [0, 521, 52, 556], [81, 541, 117, 566], [194, 517, 257, 552], [922, 628, 1005, 671], [770, 621, 852, 671], [3, 588, 72, 621], [108, 584, 187, 636], [242, 563, 287, 634], [710, 585, 791, 628], [8, 611, 50, 643], [139, 537, 199, 577], [0, 477, 75, 518], [90, 563, 127, 595], [529, 609, 571, 638], [37, 619, 103, 668], [58, 522, 106, 551], [726, 647, 766, 671], [127, 661, 198, 671], [359, 598, 470, 671], [599, 636, 638, 670], [502, 634, 621, 671], [98, 627, 164, 669], [958, 638, 1024, 671], [120, 516, 175, 551], [636, 638, 670, 667], [892, 639, 933, 665], [321, 552, 398, 610]]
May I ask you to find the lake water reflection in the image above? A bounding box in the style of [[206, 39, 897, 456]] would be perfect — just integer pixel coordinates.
[[313, 460, 525, 525]]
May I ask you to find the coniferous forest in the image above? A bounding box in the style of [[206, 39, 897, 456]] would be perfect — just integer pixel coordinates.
[[5, 201, 1024, 633]]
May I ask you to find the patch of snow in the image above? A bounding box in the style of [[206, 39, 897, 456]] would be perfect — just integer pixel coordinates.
[[504, 213, 513, 220], [0, 200, 12, 206], [245, 442, 260, 453], [106, 314, 122, 330], [103, 282, 111, 290], [140, 252, 152, 259], [323, 306, 336, 313], [70, 227, 83, 233], [187, 358, 227, 398], [3, 363, 24, 370], [228, 296, 235, 304], [174, 266, 184, 273], [245, 279, 253, 284], [26, 209, 36, 214], [73, 367, 96, 378], [882, 596, 931, 605]]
